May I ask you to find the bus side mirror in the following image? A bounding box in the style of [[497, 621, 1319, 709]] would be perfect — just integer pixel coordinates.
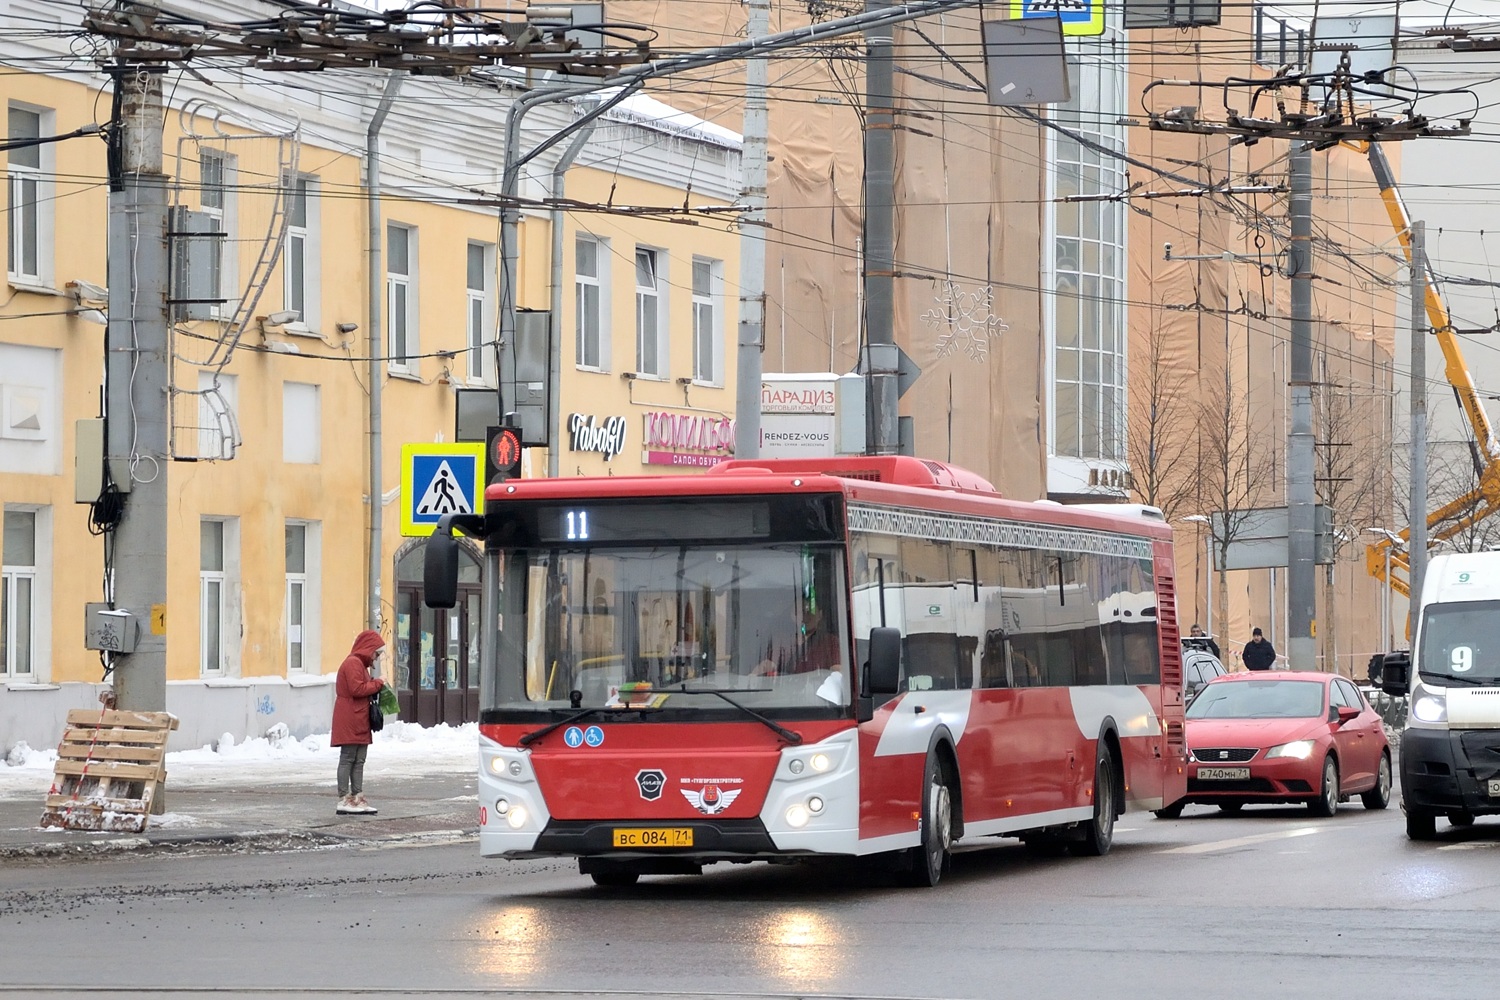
[[1379, 651, 1410, 699], [868, 627, 902, 697], [424, 517, 461, 609]]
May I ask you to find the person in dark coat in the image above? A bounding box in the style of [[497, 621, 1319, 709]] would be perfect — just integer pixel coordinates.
[[1241, 627, 1277, 671], [332, 629, 387, 815], [1188, 624, 1221, 659]]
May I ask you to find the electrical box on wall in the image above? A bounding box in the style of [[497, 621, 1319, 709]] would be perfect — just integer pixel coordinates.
[[75, 418, 104, 504], [85, 603, 139, 653]]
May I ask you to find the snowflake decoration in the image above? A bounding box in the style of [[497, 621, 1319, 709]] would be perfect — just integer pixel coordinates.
[[920, 282, 1009, 361]]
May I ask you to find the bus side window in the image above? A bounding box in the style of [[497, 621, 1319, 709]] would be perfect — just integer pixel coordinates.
[[980, 628, 1010, 688]]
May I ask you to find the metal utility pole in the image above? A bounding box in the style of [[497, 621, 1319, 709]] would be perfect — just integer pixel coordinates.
[[366, 72, 402, 631], [105, 65, 169, 711], [733, 0, 771, 461], [1286, 142, 1317, 670], [862, 1, 899, 455], [1410, 221, 1430, 610]]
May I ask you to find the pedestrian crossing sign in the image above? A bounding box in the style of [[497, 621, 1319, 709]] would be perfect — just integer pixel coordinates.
[[1011, 0, 1103, 37], [400, 442, 485, 537]]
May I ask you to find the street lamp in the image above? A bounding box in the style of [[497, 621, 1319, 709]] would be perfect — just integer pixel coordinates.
[[1363, 527, 1404, 649], [1183, 515, 1213, 641]]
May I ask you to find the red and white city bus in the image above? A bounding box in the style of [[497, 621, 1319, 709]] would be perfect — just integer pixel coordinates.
[[424, 455, 1187, 887]]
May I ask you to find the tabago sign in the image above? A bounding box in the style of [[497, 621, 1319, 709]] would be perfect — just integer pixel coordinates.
[[400, 442, 485, 537]]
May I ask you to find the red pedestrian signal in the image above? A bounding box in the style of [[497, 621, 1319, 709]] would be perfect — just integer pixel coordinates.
[[486, 425, 522, 483]]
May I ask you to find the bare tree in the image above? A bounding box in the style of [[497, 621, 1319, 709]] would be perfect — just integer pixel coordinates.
[[1313, 369, 1387, 672], [1195, 363, 1277, 647], [1127, 323, 1198, 521]]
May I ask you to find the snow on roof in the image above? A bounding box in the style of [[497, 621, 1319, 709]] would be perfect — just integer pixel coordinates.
[[596, 90, 742, 151]]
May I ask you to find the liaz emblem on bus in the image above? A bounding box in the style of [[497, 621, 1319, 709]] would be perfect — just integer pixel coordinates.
[[635, 769, 666, 800]]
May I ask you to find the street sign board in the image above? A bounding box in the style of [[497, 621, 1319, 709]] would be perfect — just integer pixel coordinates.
[[1210, 506, 1334, 570], [1010, 1, 1103, 38], [400, 442, 485, 537]]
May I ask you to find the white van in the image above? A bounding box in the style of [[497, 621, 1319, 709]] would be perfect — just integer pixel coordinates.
[[1382, 552, 1500, 839]]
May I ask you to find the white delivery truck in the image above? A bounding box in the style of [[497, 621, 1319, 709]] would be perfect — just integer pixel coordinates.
[[1381, 551, 1500, 839]]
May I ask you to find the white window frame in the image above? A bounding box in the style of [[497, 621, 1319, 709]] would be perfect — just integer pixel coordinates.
[[575, 235, 609, 371], [387, 223, 418, 376], [2, 506, 49, 681], [285, 520, 321, 673], [199, 516, 241, 678], [7, 104, 53, 288], [635, 246, 667, 378], [466, 241, 495, 384], [691, 256, 723, 385], [200, 150, 237, 316], [283, 173, 320, 330]]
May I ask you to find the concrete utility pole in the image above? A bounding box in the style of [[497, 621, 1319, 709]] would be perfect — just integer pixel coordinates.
[[1286, 142, 1316, 670], [1410, 220, 1430, 609], [862, 1, 900, 455], [105, 65, 169, 711], [733, 0, 771, 461], [365, 72, 402, 631]]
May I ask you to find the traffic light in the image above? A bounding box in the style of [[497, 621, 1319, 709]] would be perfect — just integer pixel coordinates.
[[486, 421, 523, 484]]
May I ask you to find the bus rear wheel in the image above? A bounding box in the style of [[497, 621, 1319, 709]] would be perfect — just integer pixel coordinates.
[[905, 753, 953, 887], [1069, 746, 1117, 857]]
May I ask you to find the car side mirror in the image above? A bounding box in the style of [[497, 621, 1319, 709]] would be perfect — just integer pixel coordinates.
[[1335, 705, 1360, 724], [867, 627, 902, 697]]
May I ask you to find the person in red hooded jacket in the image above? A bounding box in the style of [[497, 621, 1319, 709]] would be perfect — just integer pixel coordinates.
[[332, 629, 388, 815]]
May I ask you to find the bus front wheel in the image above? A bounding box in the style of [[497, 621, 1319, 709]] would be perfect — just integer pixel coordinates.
[[905, 752, 954, 887]]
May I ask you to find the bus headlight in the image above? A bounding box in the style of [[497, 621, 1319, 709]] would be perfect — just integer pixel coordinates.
[[807, 796, 825, 814], [1413, 692, 1448, 724], [507, 805, 529, 829], [810, 752, 832, 773], [495, 798, 510, 815], [785, 804, 811, 828]]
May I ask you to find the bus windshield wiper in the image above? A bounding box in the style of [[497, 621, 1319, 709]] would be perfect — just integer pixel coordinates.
[[518, 705, 658, 746], [676, 685, 804, 745]]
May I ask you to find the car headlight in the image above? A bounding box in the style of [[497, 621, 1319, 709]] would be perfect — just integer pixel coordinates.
[[1413, 691, 1448, 724], [1266, 739, 1315, 760]]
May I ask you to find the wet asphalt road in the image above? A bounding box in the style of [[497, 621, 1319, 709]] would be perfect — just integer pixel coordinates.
[[3, 803, 1500, 1000]]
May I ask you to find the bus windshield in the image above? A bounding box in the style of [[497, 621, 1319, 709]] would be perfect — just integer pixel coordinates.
[[1419, 600, 1500, 685], [488, 543, 851, 718]]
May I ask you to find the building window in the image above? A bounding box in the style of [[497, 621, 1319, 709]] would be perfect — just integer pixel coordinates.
[[466, 242, 494, 383], [692, 257, 722, 385], [200, 519, 228, 676], [575, 236, 605, 370], [282, 381, 320, 464], [387, 223, 416, 374], [284, 521, 322, 673], [283, 173, 319, 326], [635, 247, 665, 377], [7, 106, 47, 285], [1050, 51, 1128, 463], [1, 509, 36, 679], [200, 150, 233, 310]]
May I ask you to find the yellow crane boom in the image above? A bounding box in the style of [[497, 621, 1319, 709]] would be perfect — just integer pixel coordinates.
[[1360, 141, 1500, 599]]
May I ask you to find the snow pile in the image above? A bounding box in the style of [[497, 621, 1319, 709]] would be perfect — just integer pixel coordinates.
[[0, 722, 478, 798]]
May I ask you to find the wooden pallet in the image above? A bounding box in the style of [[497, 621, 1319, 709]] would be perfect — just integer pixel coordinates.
[[40, 709, 178, 833]]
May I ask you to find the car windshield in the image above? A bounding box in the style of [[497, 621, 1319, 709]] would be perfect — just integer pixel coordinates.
[[487, 543, 851, 717], [1186, 679, 1325, 719], [1418, 600, 1500, 685]]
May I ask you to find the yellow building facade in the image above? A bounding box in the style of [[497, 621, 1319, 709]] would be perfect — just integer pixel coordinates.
[[1, 61, 741, 749]]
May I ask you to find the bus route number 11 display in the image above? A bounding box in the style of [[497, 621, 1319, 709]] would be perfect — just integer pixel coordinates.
[[565, 510, 590, 541]]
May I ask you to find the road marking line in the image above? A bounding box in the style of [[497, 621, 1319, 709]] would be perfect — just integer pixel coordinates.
[[1158, 826, 1322, 854], [1437, 841, 1500, 851]]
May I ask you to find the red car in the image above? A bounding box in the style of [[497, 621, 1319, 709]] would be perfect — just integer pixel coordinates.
[[1155, 671, 1392, 817]]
